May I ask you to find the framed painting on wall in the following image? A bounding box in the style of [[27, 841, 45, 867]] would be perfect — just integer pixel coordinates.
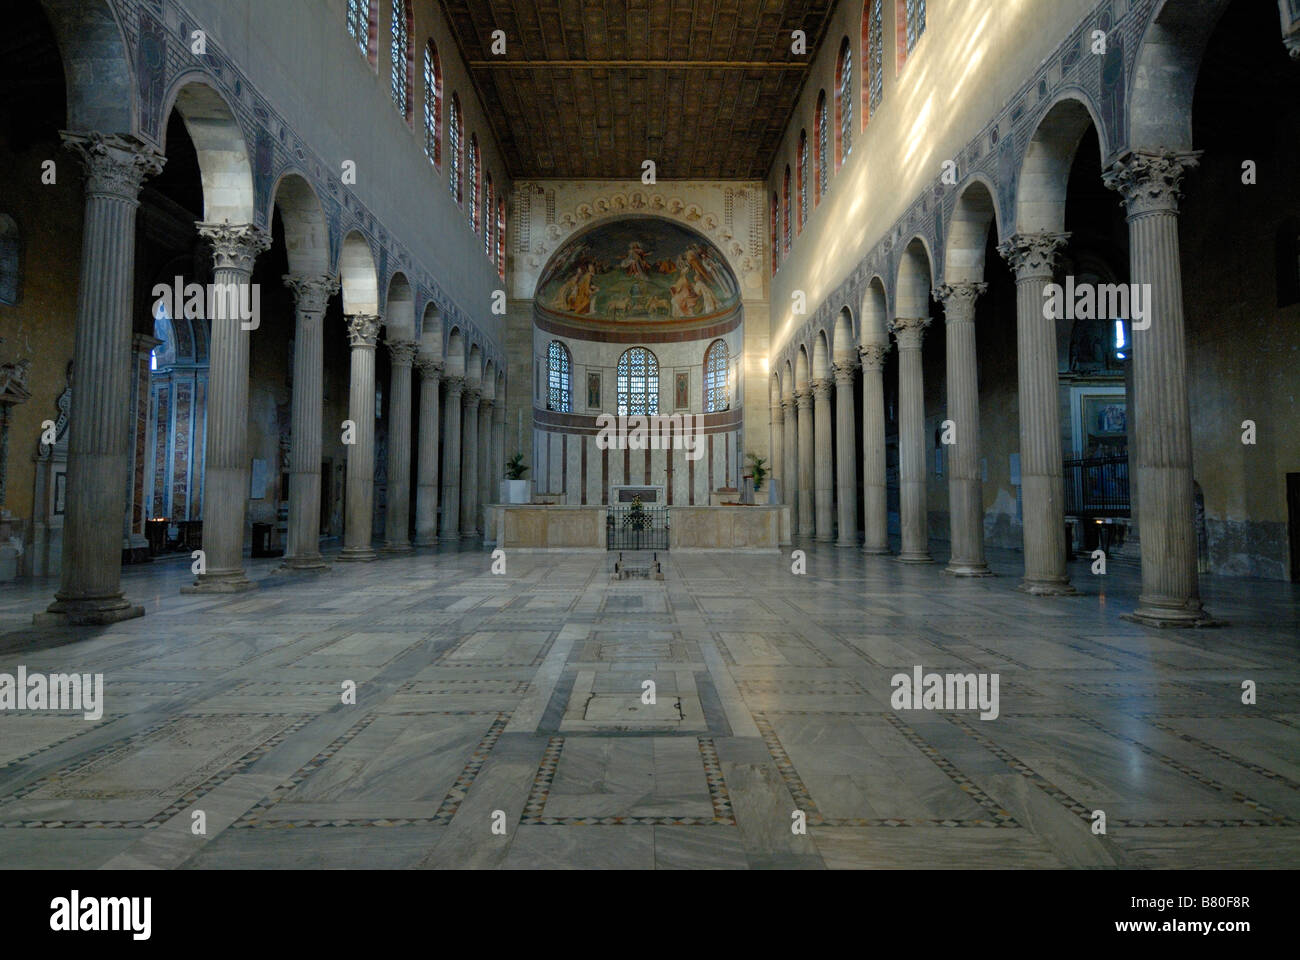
[[675, 372, 689, 410], [1081, 394, 1127, 457], [587, 372, 600, 409]]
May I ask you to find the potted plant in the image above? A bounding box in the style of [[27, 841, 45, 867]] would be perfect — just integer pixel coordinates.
[[500, 453, 531, 504], [623, 495, 653, 531], [745, 453, 768, 501]]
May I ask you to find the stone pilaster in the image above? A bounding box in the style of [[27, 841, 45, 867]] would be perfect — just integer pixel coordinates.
[[831, 362, 858, 547], [937, 282, 992, 576], [182, 221, 271, 593], [858, 341, 891, 555], [811, 378, 834, 542], [891, 316, 932, 562], [123, 331, 161, 562], [795, 388, 814, 538], [413, 357, 442, 546], [492, 397, 506, 507], [769, 402, 784, 503], [998, 232, 1076, 595], [440, 377, 464, 539], [40, 132, 163, 624], [282, 274, 339, 570], [781, 397, 798, 529], [460, 389, 481, 538], [1104, 150, 1213, 626], [477, 398, 494, 529], [337, 314, 381, 562], [382, 338, 419, 552]]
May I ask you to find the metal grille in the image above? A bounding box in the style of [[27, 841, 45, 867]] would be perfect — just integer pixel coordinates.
[[547, 340, 571, 412], [868, 0, 884, 114], [838, 38, 853, 161], [390, 0, 410, 119], [347, 0, 369, 57], [704, 339, 729, 413], [817, 91, 828, 200], [449, 95, 461, 204], [607, 505, 670, 551], [1063, 456, 1130, 518], [798, 130, 808, 232], [423, 42, 441, 167], [906, 0, 927, 53], [617, 347, 659, 416]]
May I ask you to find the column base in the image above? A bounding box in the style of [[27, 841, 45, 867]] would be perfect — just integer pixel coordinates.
[[36, 594, 144, 627], [835, 539, 859, 549], [896, 552, 933, 564], [381, 542, 414, 554], [862, 545, 892, 556], [280, 556, 330, 572], [814, 535, 835, 543], [1123, 598, 1222, 628], [946, 561, 994, 577], [413, 533, 439, 547], [336, 547, 378, 563], [182, 570, 256, 594], [439, 533, 461, 543], [1018, 577, 1077, 597]]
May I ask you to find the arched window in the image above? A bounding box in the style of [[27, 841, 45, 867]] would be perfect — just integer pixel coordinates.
[[797, 130, 808, 234], [770, 192, 779, 275], [782, 166, 791, 256], [617, 347, 659, 416], [704, 340, 729, 413], [468, 134, 480, 232], [423, 41, 442, 169], [0, 213, 21, 306], [496, 199, 506, 280], [816, 91, 828, 203], [484, 174, 494, 258], [863, 0, 883, 125], [347, 0, 376, 63], [835, 38, 853, 169], [547, 341, 572, 413], [900, 0, 927, 61], [449, 94, 462, 205], [390, 0, 413, 121]]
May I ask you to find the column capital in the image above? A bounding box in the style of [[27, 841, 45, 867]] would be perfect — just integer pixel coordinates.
[[463, 388, 482, 409], [997, 232, 1070, 281], [346, 314, 381, 348], [780, 396, 796, 414], [810, 378, 833, 401], [480, 397, 495, 410], [386, 338, 420, 367], [858, 340, 892, 370], [794, 388, 813, 410], [443, 375, 465, 396], [415, 356, 443, 377], [60, 131, 164, 200], [197, 222, 271, 272], [890, 316, 931, 350], [830, 361, 857, 385], [1103, 149, 1202, 218], [936, 281, 987, 323], [283, 274, 340, 314], [770, 401, 784, 422]]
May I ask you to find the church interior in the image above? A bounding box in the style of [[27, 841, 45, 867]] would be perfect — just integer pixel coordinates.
[[0, 0, 1297, 872]]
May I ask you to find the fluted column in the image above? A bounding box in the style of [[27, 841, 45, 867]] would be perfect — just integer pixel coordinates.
[[282, 275, 338, 570], [769, 402, 784, 504], [440, 377, 464, 539], [338, 315, 380, 562], [477, 398, 494, 530], [381, 338, 418, 552], [811, 379, 834, 541], [413, 357, 442, 546], [795, 388, 814, 538], [937, 282, 991, 576], [859, 342, 891, 555], [892, 316, 932, 563], [183, 221, 271, 593], [998, 233, 1074, 594], [492, 397, 506, 505], [39, 133, 163, 625], [832, 362, 858, 547], [1104, 150, 1212, 625], [781, 397, 798, 528], [460, 389, 481, 538], [124, 331, 161, 561]]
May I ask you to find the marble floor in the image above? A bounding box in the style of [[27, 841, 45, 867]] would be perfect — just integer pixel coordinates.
[[0, 541, 1297, 870]]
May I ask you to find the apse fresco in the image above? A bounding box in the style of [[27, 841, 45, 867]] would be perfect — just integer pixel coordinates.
[[536, 218, 739, 323]]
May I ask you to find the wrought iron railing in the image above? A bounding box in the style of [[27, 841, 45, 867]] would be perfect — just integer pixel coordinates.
[[607, 504, 670, 551], [1063, 456, 1130, 518]]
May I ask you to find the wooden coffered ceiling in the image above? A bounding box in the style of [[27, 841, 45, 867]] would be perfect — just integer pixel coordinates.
[[436, 0, 837, 180]]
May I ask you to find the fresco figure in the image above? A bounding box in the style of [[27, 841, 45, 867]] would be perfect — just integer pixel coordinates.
[[621, 242, 651, 279], [670, 269, 701, 317]]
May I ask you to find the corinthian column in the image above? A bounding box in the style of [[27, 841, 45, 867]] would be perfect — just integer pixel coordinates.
[[413, 357, 442, 546], [892, 316, 932, 562], [832, 361, 858, 547], [795, 388, 814, 538], [998, 233, 1074, 594], [382, 338, 419, 552], [859, 341, 891, 555], [282, 274, 339, 570], [1104, 150, 1213, 626], [811, 378, 834, 541], [769, 400, 784, 504], [460, 389, 481, 537], [937, 282, 991, 576], [782, 396, 798, 529], [440, 377, 464, 539], [183, 221, 271, 593], [124, 331, 161, 562], [39, 133, 163, 625], [338, 315, 381, 562]]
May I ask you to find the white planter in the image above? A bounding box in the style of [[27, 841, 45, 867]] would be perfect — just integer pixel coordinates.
[[500, 479, 531, 504]]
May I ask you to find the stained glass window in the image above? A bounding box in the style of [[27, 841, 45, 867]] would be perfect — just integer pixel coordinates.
[[347, 0, 371, 58], [423, 41, 442, 169], [449, 94, 462, 204], [704, 340, 729, 413], [837, 38, 853, 167], [547, 341, 571, 413], [905, 0, 927, 53], [390, 0, 412, 120], [816, 91, 828, 201], [797, 130, 808, 233], [617, 348, 659, 416]]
